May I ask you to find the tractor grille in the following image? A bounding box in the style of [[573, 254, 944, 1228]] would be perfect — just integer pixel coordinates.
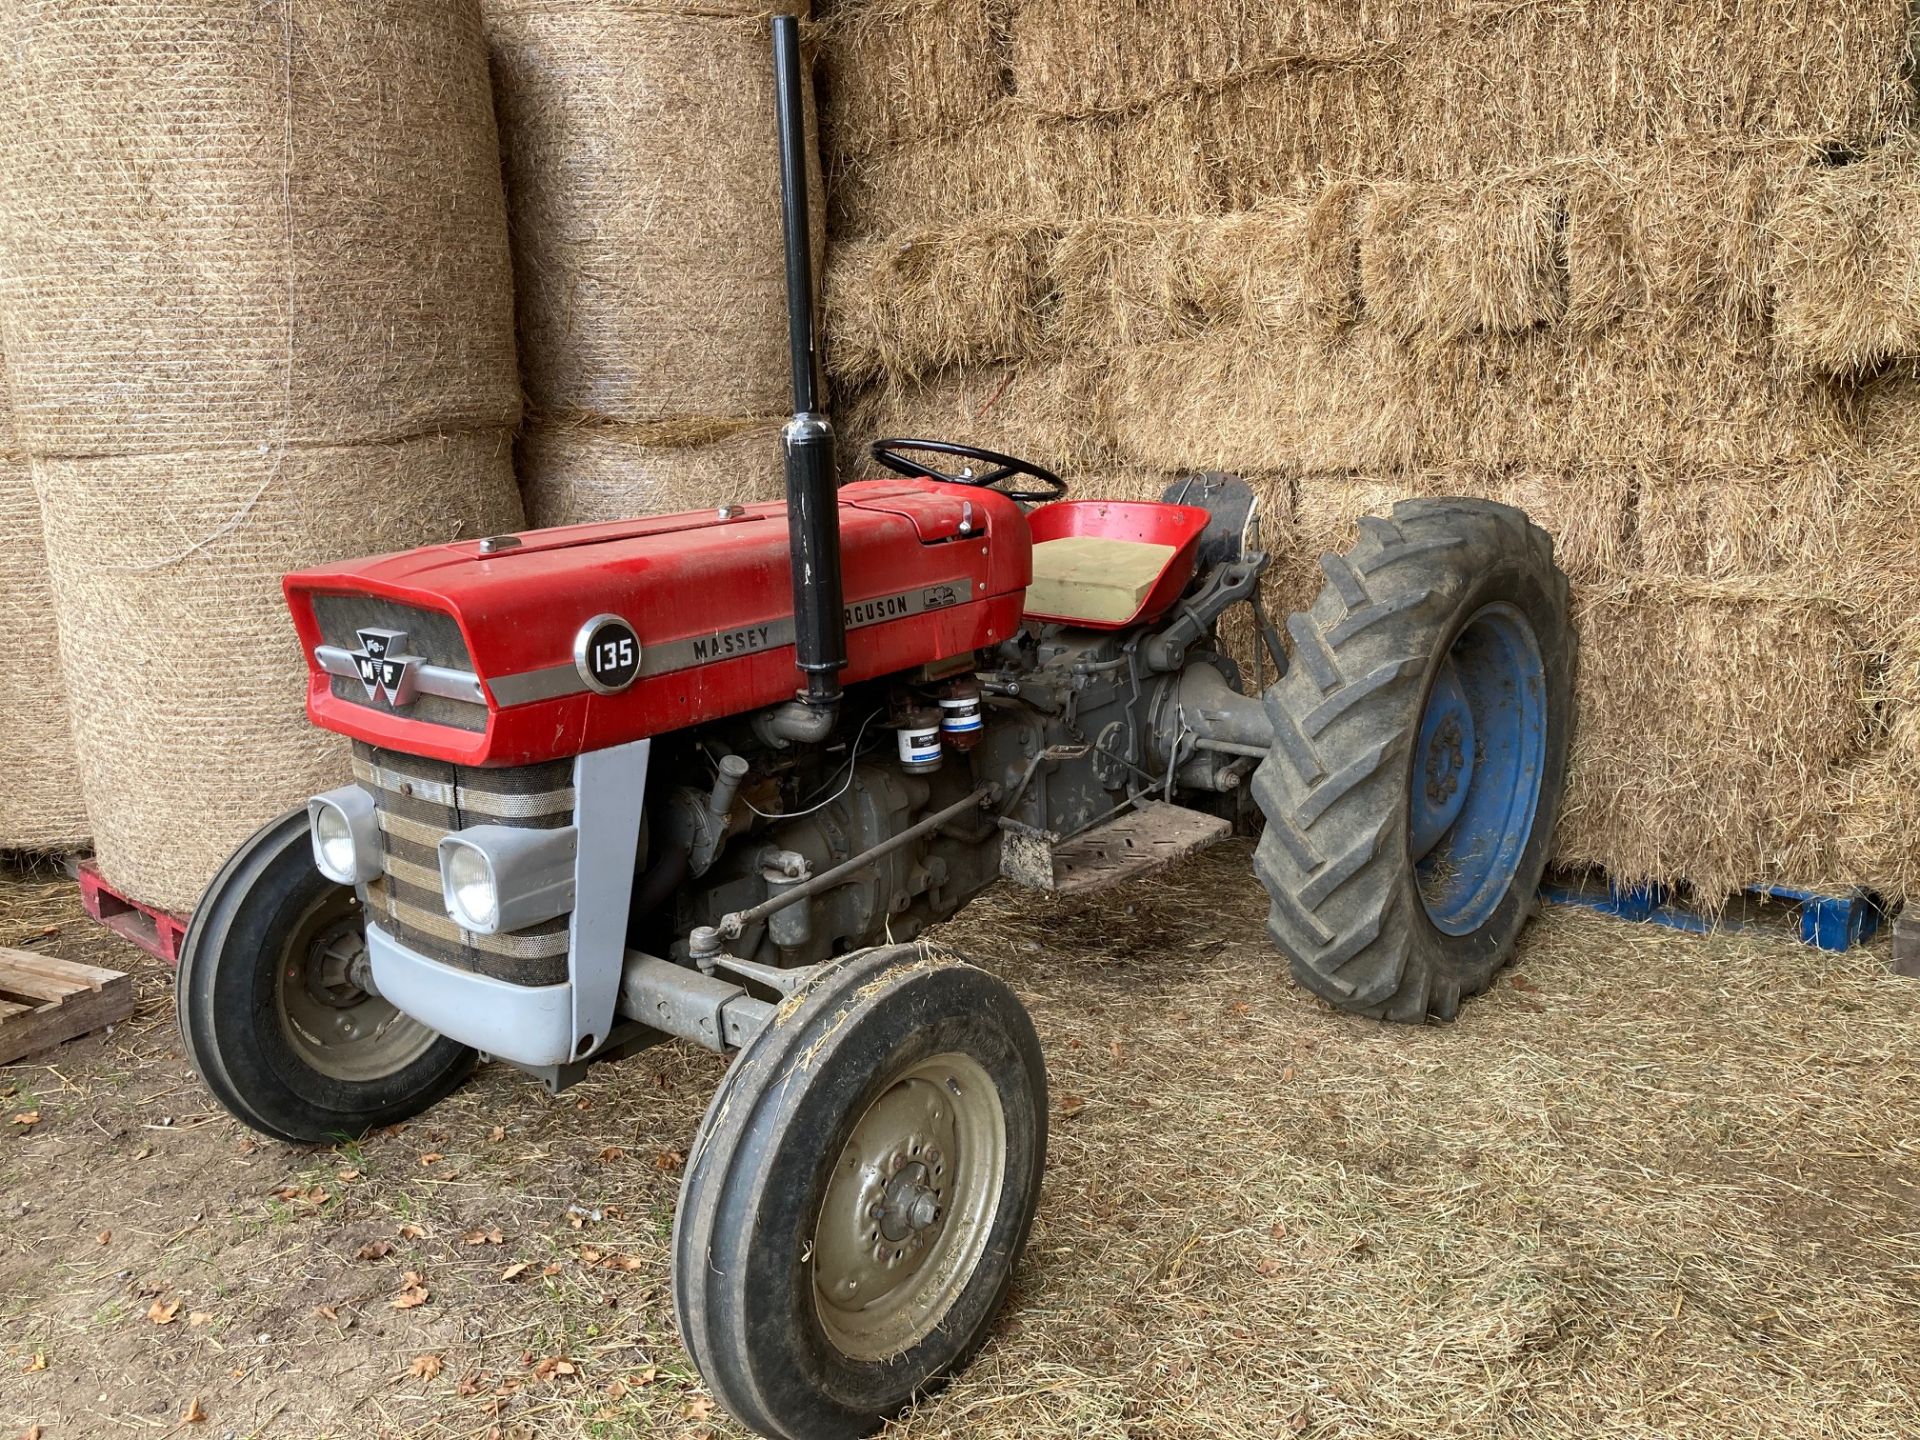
[[352, 742, 574, 987]]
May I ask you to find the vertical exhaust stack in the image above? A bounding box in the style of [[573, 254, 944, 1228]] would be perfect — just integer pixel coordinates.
[[773, 15, 845, 721]]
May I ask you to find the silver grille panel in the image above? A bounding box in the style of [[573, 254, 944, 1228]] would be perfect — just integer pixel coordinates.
[[352, 754, 574, 819], [352, 743, 575, 983], [364, 882, 572, 961]]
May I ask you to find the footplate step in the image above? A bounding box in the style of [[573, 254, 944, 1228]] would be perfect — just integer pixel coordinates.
[[1004, 802, 1231, 896]]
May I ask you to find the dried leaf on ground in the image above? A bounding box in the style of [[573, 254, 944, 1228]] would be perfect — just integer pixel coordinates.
[[390, 1272, 430, 1310], [408, 1353, 443, 1381], [354, 1240, 393, 1262], [531, 1355, 578, 1382], [147, 1299, 181, 1326]]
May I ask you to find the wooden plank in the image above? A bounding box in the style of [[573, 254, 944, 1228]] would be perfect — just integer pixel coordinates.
[[0, 949, 134, 1066], [0, 948, 124, 992]]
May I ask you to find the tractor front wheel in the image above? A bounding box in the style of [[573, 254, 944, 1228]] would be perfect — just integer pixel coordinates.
[[672, 944, 1047, 1440], [1252, 498, 1575, 1022], [176, 808, 475, 1144]]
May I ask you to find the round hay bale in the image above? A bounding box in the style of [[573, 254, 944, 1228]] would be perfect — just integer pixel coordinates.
[[0, 352, 88, 851], [486, 0, 818, 424], [0, 0, 521, 455], [35, 432, 523, 913], [519, 419, 786, 527]]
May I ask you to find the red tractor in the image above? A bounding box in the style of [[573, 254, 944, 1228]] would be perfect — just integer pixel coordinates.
[[176, 20, 1573, 1440]]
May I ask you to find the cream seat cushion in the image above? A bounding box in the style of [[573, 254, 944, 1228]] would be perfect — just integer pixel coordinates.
[[1026, 535, 1177, 624]]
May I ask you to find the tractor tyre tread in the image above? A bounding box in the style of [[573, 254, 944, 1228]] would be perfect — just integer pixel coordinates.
[[1251, 498, 1574, 1023]]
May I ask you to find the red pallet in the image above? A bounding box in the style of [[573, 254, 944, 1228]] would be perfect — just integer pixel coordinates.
[[77, 862, 189, 967]]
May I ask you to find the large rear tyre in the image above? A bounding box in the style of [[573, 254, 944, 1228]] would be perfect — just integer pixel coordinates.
[[673, 945, 1047, 1440], [176, 808, 475, 1144], [1252, 499, 1575, 1022]]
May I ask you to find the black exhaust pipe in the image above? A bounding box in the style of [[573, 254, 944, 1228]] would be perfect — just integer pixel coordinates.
[[773, 15, 844, 717]]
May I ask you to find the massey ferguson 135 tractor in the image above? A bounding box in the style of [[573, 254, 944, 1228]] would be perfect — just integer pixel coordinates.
[[176, 20, 1572, 1439]]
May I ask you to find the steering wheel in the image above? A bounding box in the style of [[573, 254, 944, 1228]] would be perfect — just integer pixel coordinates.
[[869, 438, 1069, 504]]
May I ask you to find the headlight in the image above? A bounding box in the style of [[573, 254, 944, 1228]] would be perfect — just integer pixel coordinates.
[[308, 786, 379, 885], [442, 842, 499, 932], [437, 825, 577, 935]]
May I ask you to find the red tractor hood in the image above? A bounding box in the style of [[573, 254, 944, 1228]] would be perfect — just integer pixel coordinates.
[[284, 479, 1033, 767]]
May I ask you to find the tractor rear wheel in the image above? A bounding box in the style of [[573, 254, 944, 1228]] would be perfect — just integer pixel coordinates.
[[177, 808, 476, 1144], [673, 944, 1046, 1440], [1252, 499, 1575, 1022]]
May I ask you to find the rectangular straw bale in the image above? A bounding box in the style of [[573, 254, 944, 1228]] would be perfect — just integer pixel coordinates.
[[1814, 616, 1920, 900], [1007, 0, 1407, 117], [836, 360, 1113, 479], [1004, 3, 1911, 170], [1633, 459, 1846, 582], [1558, 147, 1790, 340], [824, 221, 1055, 387], [1415, 2, 1911, 166], [1106, 320, 1847, 479], [1552, 580, 1870, 903], [518, 418, 786, 528], [1047, 218, 1226, 353], [831, 111, 1096, 235], [1358, 179, 1566, 344], [1106, 333, 1406, 477], [830, 102, 1223, 236], [819, 0, 1009, 156], [1833, 370, 1920, 629], [1772, 141, 1920, 373], [1045, 199, 1341, 354]]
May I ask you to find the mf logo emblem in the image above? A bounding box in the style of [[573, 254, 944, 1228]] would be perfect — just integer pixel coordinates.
[[350, 628, 422, 707]]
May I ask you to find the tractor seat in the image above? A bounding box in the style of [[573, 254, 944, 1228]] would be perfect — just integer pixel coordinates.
[[1025, 535, 1179, 626]]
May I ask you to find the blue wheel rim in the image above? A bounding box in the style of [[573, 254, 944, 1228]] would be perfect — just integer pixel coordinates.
[[1410, 603, 1547, 936]]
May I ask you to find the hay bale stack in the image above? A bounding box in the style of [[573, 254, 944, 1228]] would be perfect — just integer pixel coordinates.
[[519, 420, 786, 528], [487, 0, 817, 523], [0, 343, 87, 852], [821, 6, 1920, 901], [835, 4, 1912, 232], [0, 1, 523, 911], [818, 0, 1008, 157]]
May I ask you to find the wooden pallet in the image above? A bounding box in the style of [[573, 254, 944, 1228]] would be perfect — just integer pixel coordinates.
[[0, 948, 134, 1065], [77, 861, 189, 966]]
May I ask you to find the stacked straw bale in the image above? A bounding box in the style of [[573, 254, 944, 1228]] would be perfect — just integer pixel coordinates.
[[0, 338, 87, 852], [486, 0, 812, 523], [0, 1, 524, 911], [820, 0, 1920, 903]]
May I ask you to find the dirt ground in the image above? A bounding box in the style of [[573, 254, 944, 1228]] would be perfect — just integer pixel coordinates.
[[3, 845, 1917, 1440]]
